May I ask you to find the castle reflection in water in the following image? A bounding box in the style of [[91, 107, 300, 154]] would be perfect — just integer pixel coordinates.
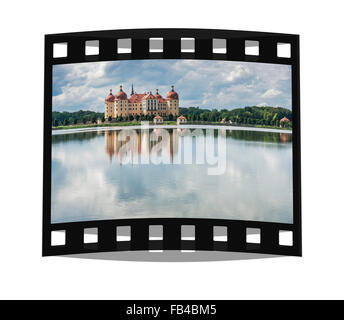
[[105, 128, 183, 164], [104, 128, 291, 164]]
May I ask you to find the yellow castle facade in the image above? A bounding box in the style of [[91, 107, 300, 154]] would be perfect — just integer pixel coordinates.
[[105, 85, 179, 119]]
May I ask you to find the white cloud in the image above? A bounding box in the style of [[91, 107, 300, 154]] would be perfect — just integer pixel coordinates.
[[261, 88, 282, 98], [53, 60, 292, 112], [225, 65, 251, 82]]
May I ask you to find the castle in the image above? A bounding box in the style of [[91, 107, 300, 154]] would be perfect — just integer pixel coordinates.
[[105, 85, 179, 119]]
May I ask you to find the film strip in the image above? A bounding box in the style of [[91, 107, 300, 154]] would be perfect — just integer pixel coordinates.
[[43, 29, 301, 257]]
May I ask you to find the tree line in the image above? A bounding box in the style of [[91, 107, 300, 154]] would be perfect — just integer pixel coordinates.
[[52, 110, 105, 126], [52, 106, 292, 127], [52, 110, 176, 126], [179, 106, 292, 127]]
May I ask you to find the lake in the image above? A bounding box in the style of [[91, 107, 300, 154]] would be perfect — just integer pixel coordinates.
[[51, 126, 293, 224]]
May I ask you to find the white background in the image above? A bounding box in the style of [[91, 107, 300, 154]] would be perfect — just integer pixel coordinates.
[[1, 0, 343, 300]]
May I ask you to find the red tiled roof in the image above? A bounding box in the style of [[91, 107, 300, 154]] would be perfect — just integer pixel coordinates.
[[113, 85, 128, 100], [128, 93, 146, 103], [143, 93, 155, 100], [105, 94, 115, 102], [166, 91, 178, 99], [154, 89, 162, 99], [178, 116, 186, 119], [166, 85, 179, 99], [107, 87, 179, 102], [116, 91, 127, 100], [154, 115, 163, 119], [127, 93, 167, 103], [280, 117, 290, 122]]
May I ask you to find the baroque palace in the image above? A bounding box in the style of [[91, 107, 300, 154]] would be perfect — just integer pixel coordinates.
[[105, 85, 179, 119]]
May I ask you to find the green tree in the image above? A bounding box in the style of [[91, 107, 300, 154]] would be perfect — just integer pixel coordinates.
[[200, 113, 208, 121]]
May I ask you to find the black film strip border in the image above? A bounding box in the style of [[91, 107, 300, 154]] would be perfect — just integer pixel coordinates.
[[43, 29, 301, 257]]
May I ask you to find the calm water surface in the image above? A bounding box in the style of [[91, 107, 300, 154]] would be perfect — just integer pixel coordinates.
[[51, 127, 293, 224]]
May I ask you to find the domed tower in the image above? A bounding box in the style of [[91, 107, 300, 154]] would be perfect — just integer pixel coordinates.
[[105, 89, 115, 119], [114, 85, 128, 118], [166, 85, 179, 116], [154, 89, 162, 99]]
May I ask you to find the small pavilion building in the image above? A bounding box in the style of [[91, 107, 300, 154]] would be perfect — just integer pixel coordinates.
[[177, 116, 187, 125], [280, 117, 291, 127], [153, 115, 163, 124]]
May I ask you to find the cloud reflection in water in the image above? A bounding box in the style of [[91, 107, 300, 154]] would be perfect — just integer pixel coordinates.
[[51, 128, 293, 224]]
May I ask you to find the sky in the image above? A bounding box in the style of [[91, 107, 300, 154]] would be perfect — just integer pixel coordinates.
[[52, 59, 292, 112]]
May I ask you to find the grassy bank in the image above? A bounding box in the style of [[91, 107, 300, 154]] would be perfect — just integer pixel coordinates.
[[52, 121, 291, 131], [52, 121, 176, 130]]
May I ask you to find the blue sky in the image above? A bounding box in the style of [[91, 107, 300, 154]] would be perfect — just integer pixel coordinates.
[[52, 59, 292, 112]]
